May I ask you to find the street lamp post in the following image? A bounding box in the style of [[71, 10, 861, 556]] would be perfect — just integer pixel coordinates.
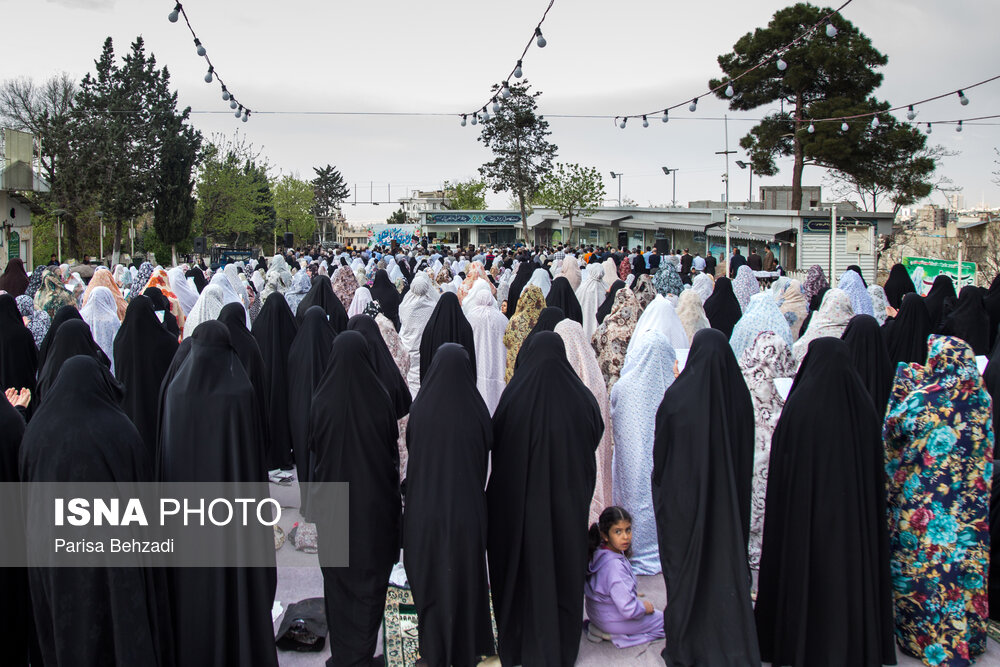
[[52, 209, 66, 263], [610, 172, 623, 206], [661, 167, 678, 206], [96, 211, 105, 263], [735, 160, 754, 206]]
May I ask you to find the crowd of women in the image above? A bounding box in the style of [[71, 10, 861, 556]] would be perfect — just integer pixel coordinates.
[[0, 243, 998, 667]]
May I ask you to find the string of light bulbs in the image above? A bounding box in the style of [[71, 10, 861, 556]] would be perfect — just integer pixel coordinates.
[[177, 108, 1000, 129], [459, 0, 555, 127], [167, 3, 252, 123], [610, 0, 854, 129]]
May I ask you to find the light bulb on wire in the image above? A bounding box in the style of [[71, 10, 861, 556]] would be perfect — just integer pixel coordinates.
[[906, 105, 916, 121], [619, 117, 627, 129], [195, 39, 206, 57], [460, 115, 467, 127], [870, 116, 880, 129], [481, 106, 490, 122], [235, 105, 242, 119], [534, 28, 546, 48], [956, 120, 963, 133], [501, 82, 511, 99], [642, 115, 649, 128], [221, 86, 230, 101], [661, 109, 669, 123], [926, 123, 932, 135], [230, 99, 238, 110], [807, 122, 815, 133], [471, 114, 478, 126], [725, 84, 734, 98], [168, 3, 181, 22], [492, 97, 500, 113], [826, 22, 837, 37], [958, 90, 969, 106], [204, 66, 214, 84], [841, 121, 849, 132], [242, 110, 249, 123], [776, 58, 788, 72], [689, 98, 698, 112], [514, 60, 523, 78]]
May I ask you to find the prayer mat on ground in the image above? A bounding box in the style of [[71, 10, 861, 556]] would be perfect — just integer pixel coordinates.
[[382, 574, 498, 667]]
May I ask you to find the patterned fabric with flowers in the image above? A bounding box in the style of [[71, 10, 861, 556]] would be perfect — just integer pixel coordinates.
[[883, 335, 994, 667]]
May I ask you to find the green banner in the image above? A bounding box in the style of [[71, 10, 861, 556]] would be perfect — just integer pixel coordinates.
[[901, 256, 976, 295], [7, 231, 19, 260]]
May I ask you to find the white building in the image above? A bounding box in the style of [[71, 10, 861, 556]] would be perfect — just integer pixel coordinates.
[[0, 128, 49, 269]]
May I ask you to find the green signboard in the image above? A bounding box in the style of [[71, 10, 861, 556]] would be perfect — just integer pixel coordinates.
[[425, 213, 520, 226], [902, 256, 976, 295], [7, 231, 19, 260]]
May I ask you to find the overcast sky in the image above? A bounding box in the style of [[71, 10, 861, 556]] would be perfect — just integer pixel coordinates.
[[8, 0, 999, 221]]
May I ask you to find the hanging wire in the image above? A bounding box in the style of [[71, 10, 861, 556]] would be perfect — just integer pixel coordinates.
[[460, 0, 556, 119], [169, 2, 250, 121], [617, 0, 855, 122]]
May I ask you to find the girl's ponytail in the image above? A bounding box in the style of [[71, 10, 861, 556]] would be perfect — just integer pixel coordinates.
[[587, 522, 602, 561]]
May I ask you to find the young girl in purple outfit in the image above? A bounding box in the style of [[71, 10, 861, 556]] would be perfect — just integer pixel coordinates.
[[584, 506, 665, 647]]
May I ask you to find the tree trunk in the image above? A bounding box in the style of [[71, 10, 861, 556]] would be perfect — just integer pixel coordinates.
[[111, 220, 122, 267], [171, 244, 178, 267], [518, 191, 529, 246], [791, 92, 804, 210], [567, 214, 573, 246], [66, 216, 81, 259]]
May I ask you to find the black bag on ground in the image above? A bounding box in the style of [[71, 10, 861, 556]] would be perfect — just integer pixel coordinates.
[[275, 598, 328, 652]]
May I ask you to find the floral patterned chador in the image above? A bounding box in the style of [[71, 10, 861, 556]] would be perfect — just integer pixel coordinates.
[[884, 335, 994, 667]]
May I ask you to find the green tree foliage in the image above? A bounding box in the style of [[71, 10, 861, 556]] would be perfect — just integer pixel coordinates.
[[71, 36, 201, 263], [533, 163, 605, 239], [385, 208, 407, 225], [153, 119, 200, 265], [273, 174, 317, 244], [194, 133, 274, 247], [709, 3, 887, 209], [811, 98, 937, 212], [444, 178, 487, 210], [312, 164, 350, 217], [478, 80, 557, 241]]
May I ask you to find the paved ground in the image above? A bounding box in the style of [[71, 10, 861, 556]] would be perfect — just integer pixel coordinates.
[[269, 480, 1000, 666]]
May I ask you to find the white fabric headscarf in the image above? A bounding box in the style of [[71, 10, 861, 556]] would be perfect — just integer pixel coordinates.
[[601, 258, 618, 289], [496, 269, 514, 307], [576, 263, 607, 340], [691, 272, 715, 304], [791, 288, 854, 364], [627, 294, 689, 353], [251, 268, 265, 294], [461, 278, 496, 319], [348, 287, 374, 317], [729, 291, 794, 359], [262, 254, 292, 301], [868, 284, 889, 325], [560, 256, 582, 291], [182, 284, 227, 339], [398, 274, 440, 397], [79, 286, 121, 374], [209, 272, 250, 327], [223, 263, 250, 309], [527, 268, 552, 298], [284, 269, 312, 314], [675, 288, 710, 343], [610, 329, 676, 574], [466, 286, 508, 415], [167, 266, 200, 316], [555, 318, 615, 524]]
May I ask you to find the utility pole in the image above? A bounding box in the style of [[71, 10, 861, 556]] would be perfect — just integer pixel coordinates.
[[716, 115, 736, 275], [610, 172, 623, 206], [661, 167, 678, 206], [830, 203, 837, 279]]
